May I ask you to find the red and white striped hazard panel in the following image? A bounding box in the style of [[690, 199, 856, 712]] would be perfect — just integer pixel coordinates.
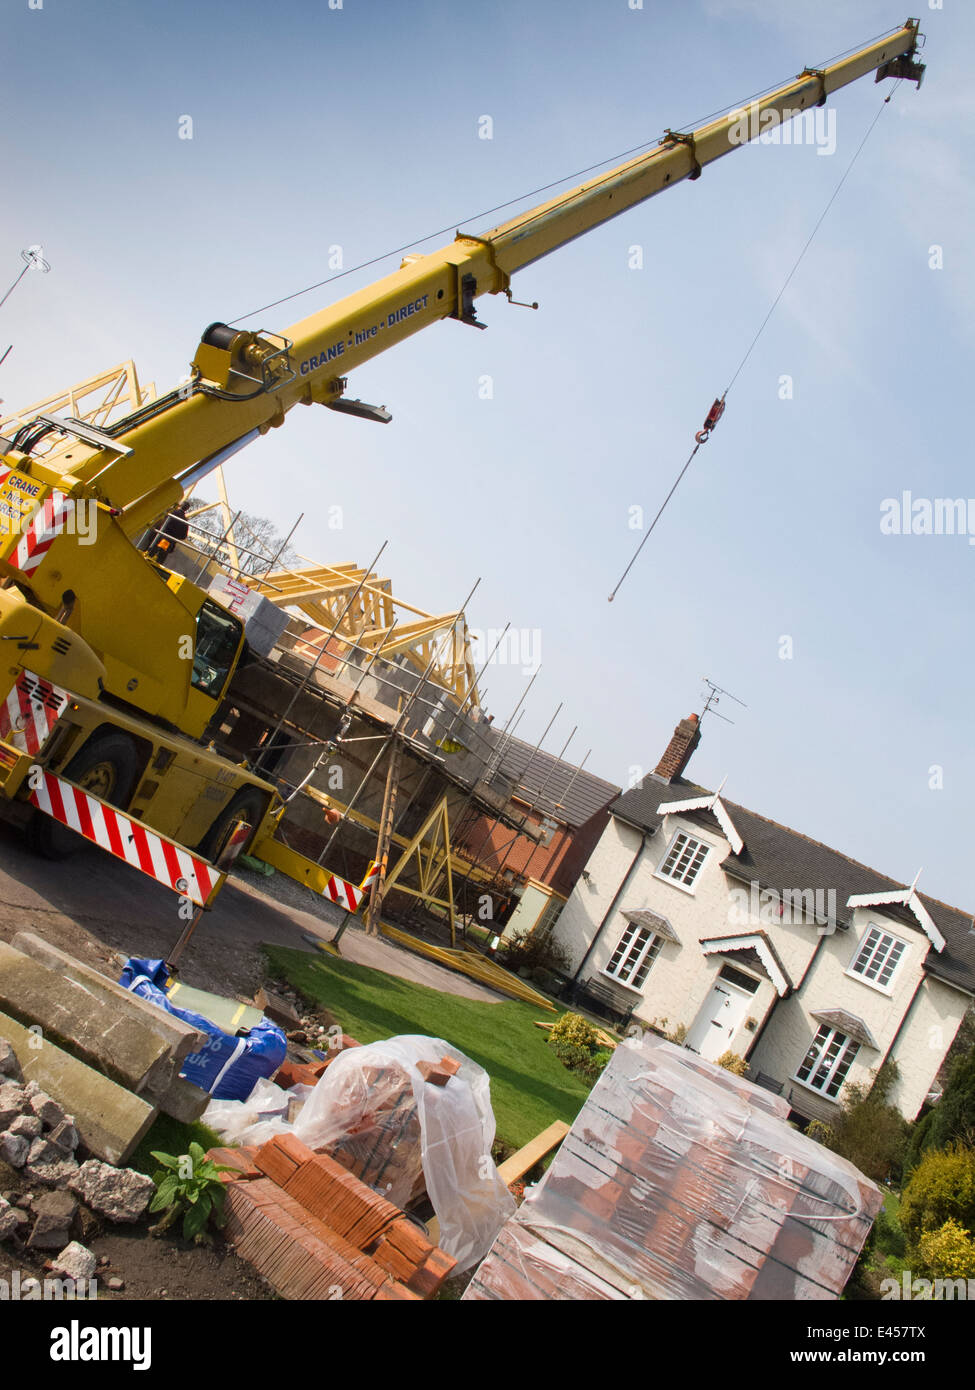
[[0, 670, 69, 756], [359, 858, 382, 894], [29, 770, 222, 908], [12, 489, 72, 577], [321, 871, 364, 913]]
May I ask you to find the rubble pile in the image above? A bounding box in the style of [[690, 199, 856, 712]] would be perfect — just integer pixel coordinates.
[[0, 1043, 158, 1289]]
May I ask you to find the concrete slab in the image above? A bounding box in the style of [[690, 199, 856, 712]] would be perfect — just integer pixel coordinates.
[[0, 1010, 156, 1165], [0, 942, 175, 1092], [10, 932, 208, 1065]]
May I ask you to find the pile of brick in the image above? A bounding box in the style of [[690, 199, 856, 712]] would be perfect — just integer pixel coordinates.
[[211, 1133, 455, 1300], [310, 1060, 426, 1209], [464, 1035, 883, 1301]]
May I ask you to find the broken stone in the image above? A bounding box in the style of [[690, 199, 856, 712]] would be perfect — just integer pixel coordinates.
[[27, 1190, 78, 1250], [0, 1081, 28, 1130], [0, 1038, 17, 1077], [28, 1090, 67, 1130], [7, 1113, 41, 1141], [25, 1141, 79, 1187], [52, 1240, 96, 1282], [0, 1196, 20, 1241], [68, 1160, 155, 1223], [107, 1276, 124, 1291], [47, 1119, 79, 1154], [0, 1133, 29, 1169]]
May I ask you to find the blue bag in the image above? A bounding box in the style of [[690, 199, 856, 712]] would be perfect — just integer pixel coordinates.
[[118, 958, 287, 1101]]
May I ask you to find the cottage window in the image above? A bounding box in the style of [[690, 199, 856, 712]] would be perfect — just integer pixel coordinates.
[[604, 922, 663, 989], [656, 831, 709, 889], [794, 1025, 860, 1099], [848, 925, 907, 991]]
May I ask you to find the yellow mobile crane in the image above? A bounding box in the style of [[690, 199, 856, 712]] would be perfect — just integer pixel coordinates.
[[0, 22, 923, 907]]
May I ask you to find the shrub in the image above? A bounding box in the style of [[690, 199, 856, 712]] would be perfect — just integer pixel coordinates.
[[715, 1051, 748, 1077], [899, 1143, 975, 1244], [906, 1048, 975, 1171], [548, 1014, 613, 1084], [550, 1012, 600, 1050], [917, 1219, 975, 1280], [872, 1202, 907, 1261], [499, 930, 571, 975], [666, 1022, 687, 1045], [818, 1061, 909, 1184]]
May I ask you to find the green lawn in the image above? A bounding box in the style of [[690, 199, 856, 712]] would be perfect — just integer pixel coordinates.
[[263, 944, 592, 1150]]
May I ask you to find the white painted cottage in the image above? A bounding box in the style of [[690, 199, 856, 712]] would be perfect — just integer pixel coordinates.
[[551, 715, 974, 1125]]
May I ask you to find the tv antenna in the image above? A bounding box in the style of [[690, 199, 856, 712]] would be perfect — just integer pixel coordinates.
[[700, 677, 747, 726]]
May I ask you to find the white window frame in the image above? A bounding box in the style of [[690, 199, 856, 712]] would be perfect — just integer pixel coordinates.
[[845, 923, 909, 995], [603, 920, 663, 992], [793, 1024, 860, 1100], [654, 829, 711, 893]]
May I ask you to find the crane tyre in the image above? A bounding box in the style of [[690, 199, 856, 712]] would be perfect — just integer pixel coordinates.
[[27, 732, 141, 860], [196, 786, 267, 865]]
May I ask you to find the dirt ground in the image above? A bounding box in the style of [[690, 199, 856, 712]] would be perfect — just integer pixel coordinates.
[[0, 1215, 275, 1301]]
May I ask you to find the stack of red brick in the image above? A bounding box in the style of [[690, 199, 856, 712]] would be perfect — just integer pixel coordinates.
[[273, 1033, 362, 1089], [464, 1036, 883, 1301], [210, 1133, 455, 1300]]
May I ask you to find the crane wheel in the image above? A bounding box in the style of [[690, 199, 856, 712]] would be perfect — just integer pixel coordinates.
[[196, 786, 267, 865], [27, 732, 141, 860]]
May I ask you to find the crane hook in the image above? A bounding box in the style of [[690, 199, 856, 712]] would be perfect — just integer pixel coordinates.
[[695, 395, 726, 445]]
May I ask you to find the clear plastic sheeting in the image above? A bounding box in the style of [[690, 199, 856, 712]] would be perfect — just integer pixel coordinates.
[[464, 1034, 883, 1301], [204, 1035, 515, 1273]]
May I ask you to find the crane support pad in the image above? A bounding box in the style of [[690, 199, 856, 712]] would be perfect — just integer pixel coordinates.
[[28, 770, 224, 908], [251, 835, 365, 912]]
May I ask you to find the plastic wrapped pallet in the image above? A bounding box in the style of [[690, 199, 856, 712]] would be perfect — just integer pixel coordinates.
[[465, 1034, 883, 1301]]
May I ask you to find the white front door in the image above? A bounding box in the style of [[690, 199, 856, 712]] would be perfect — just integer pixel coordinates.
[[685, 981, 750, 1062]]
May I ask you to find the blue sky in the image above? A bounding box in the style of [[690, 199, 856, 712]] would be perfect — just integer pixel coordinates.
[[3, 0, 974, 910]]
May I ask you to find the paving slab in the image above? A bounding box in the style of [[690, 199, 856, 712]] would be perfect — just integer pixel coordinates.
[[0, 1010, 156, 1165]]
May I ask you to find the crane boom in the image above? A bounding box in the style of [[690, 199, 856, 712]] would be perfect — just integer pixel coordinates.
[[5, 19, 921, 539]]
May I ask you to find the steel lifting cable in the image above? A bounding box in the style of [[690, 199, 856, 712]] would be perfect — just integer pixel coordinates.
[[606, 85, 900, 604]]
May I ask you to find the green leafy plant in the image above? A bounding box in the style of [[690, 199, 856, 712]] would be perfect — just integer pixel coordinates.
[[149, 1143, 234, 1243], [548, 1013, 612, 1084], [550, 1012, 600, 1049]]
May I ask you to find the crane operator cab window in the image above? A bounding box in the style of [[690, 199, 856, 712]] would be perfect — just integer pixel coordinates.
[[191, 599, 243, 699]]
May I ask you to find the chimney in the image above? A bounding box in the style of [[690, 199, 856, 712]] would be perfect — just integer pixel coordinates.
[[654, 713, 701, 783]]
